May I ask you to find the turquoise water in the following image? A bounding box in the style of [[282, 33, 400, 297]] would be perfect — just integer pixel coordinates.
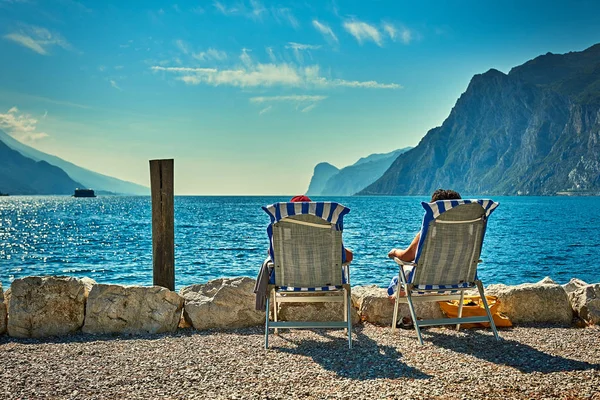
[[1, 196, 599, 290]]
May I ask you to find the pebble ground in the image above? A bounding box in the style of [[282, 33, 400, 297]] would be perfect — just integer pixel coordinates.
[[1, 324, 599, 399]]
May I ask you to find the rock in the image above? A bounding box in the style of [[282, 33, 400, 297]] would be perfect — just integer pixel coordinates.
[[8, 276, 91, 338], [0, 283, 6, 335], [568, 283, 600, 325], [83, 285, 184, 335], [563, 278, 588, 295], [180, 277, 264, 330], [351, 285, 444, 326], [276, 291, 360, 325], [485, 277, 573, 325]]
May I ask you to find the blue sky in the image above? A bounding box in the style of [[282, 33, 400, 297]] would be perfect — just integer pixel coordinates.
[[0, 0, 599, 194]]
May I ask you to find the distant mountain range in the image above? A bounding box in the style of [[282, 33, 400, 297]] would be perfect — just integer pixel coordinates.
[[307, 148, 412, 196], [361, 43, 600, 196], [0, 140, 82, 195], [0, 129, 148, 195]]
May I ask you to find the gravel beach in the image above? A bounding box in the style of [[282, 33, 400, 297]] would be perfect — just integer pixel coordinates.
[[1, 324, 599, 399]]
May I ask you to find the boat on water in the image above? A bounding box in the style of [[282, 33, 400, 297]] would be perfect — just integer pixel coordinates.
[[0, 192, 9, 196], [73, 188, 96, 198]]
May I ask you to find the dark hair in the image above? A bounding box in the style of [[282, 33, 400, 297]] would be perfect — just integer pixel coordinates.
[[431, 189, 461, 202]]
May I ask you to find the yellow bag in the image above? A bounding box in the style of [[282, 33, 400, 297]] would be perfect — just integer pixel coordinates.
[[438, 295, 512, 328]]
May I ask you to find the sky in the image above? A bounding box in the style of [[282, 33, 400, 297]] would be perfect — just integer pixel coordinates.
[[0, 0, 599, 195]]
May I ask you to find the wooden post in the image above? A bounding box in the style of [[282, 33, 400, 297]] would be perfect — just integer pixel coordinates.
[[150, 159, 174, 290]]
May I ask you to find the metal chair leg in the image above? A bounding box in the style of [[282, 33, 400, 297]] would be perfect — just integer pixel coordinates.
[[405, 289, 423, 345], [456, 291, 465, 331], [477, 280, 500, 341]]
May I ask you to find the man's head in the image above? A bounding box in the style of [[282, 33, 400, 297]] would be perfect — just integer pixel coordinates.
[[430, 189, 461, 202]]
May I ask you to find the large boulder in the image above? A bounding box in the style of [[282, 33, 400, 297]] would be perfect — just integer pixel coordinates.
[[351, 285, 444, 326], [276, 291, 360, 325], [83, 285, 184, 335], [8, 276, 93, 338], [568, 283, 600, 325], [0, 283, 6, 335], [180, 277, 264, 330], [485, 277, 573, 326]]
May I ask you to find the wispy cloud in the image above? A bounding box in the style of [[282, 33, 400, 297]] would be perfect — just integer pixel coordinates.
[[250, 95, 327, 114], [3, 25, 72, 55], [249, 95, 327, 104], [343, 20, 382, 46], [193, 48, 228, 62], [265, 47, 276, 62], [312, 20, 338, 43], [272, 7, 299, 28], [151, 62, 401, 90], [383, 23, 413, 44], [259, 105, 272, 115], [213, 1, 239, 15], [248, 0, 266, 20], [301, 104, 317, 113], [0, 106, 49, 142], [285, 42, 321, 63], [110, 80, 122, 91]]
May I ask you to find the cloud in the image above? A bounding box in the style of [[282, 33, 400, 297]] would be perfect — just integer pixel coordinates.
[[285, 42, 321, 63], [175, 39, 190, 55], [383, 23, 413, 44], [213, 1, 239, 15], [259, 105, 272, 115], [383, 23, 397, 41], [151, 62, 401, 89], [251, 95, 326, 114], [272, 7, 299, 29], [0, 106, 49, 142], [301, 104, 317, 113], [3, 25, 72, 55], [265, 47, 276, 62], [343, 20, 382, 46], [248, 0, 266, 20], [249, 95, 327, 104], [193, 48, 227, 62], [110, 80, 122, 91], [312, 20, 338, 43]]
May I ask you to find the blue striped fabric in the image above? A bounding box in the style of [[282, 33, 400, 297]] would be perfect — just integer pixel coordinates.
[[415, 199, 498, 264], [278, 285, 343, 292], [387, 276, 474, 296], [263, 201, 351, 287]]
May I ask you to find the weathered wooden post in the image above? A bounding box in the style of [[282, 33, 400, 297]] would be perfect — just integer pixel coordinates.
[[149, 159, 174, 290]]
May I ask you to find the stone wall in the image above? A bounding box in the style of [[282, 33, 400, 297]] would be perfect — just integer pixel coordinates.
[[0, 275, 598, 338]]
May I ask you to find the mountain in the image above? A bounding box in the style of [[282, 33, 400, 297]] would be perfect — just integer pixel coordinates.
[[0, 140, 82, 195], [361, 44, 600, 196], [0, 129, 148, 195], [307, 148, 412, 196], [306, 162, 340, 196]]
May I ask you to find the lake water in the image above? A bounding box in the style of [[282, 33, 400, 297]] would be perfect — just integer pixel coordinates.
[[1, 196, 599, 291]]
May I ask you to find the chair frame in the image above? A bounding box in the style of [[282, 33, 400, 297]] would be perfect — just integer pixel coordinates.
[[391, 201, 500, 345], [264, 216, 352, 349]]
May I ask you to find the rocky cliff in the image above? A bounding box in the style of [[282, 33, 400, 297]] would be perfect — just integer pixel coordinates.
[[307, 148, 412, 196], [361, 44, 600, 196]]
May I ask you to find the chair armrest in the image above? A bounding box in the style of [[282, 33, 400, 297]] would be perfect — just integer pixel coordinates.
[[393, 257, 416, 267]]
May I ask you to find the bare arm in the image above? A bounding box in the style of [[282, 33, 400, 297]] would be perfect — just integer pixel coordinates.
[[387, 233, 420, 262]]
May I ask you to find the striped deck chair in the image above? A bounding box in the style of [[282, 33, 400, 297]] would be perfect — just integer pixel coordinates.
[[390, 199, 501, 345], [262, 201, 352, 349]]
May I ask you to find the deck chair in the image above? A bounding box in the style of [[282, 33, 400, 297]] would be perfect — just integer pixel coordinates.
[[262, 201, 352, 349], [390, 199, 501, 345]]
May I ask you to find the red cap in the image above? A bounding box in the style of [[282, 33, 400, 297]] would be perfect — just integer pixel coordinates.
[[290, 195, 312, 202]]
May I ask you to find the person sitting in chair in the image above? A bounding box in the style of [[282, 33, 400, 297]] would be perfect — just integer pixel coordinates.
[[386, 189, 461, 326], [254, 195, 353, 310]]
